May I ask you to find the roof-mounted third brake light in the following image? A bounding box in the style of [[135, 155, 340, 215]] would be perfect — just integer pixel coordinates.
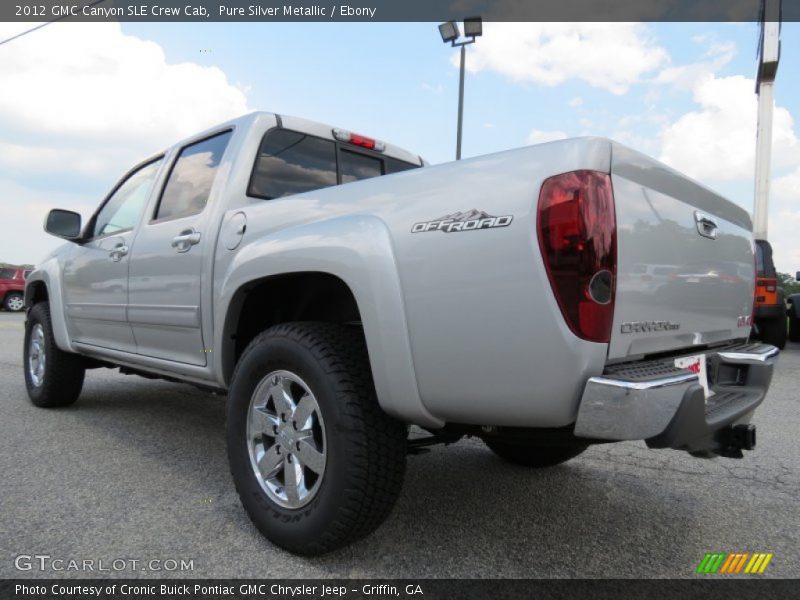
[[332, 128, 386, 152]]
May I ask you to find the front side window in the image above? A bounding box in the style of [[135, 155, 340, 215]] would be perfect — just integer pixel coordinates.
[[0, 269, 15, 279], [93, 158, 164, 238], [249, 129, 337, 199], [155, 131, 233, 221]]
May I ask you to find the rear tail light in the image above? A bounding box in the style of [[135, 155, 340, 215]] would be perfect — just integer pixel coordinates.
[[537, 170, 616, 343], [755, 277, 778, 306]]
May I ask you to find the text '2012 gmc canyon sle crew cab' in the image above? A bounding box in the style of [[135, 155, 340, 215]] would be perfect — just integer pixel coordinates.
[[25, 112, 778, 554]]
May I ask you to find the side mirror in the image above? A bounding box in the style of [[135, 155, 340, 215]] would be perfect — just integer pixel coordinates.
[[44, 209, 82, 241]]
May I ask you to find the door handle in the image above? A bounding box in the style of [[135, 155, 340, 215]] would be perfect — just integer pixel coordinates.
[[109, 244, 129, 262], [171, 229, 201, 253]]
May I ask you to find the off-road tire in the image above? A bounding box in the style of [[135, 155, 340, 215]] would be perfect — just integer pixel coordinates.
[[226, 322, 407, 555], [24, 302, 85, 407], [788, 311, 800, 343], [758, 315, 787, 349], [485, 439, 588, 467]]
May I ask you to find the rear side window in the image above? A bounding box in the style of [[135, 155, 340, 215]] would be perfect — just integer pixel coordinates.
[[248, 130, 337, 199], [0, 269, 15, 279], [248, 128, 420, 200], [155, 131, 232, 221], [23, 270, 32, 279], [340, 149, 382, 184]]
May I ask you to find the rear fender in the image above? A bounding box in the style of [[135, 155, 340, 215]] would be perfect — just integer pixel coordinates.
[[215, 214, 442, 428]]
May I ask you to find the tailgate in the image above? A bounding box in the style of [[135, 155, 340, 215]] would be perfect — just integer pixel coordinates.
[[608, 143, 754, 360]]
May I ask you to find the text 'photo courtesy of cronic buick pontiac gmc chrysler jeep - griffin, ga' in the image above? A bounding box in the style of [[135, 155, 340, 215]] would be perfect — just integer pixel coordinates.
[[24, 112, 779, 555]]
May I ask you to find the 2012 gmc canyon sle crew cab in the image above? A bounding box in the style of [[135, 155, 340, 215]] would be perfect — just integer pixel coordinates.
[[25, 112, 778, 554]]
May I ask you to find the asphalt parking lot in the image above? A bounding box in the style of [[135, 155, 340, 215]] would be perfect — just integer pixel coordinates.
[[1, 310, 798, 579]]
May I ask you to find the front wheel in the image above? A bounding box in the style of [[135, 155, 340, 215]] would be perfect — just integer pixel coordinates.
[[24, 303, 85, 407], [226, 322, 407, 555], [485, 438, 588, 467]]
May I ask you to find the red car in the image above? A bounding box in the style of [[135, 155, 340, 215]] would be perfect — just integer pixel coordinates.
[[0, 267, 32, 311]]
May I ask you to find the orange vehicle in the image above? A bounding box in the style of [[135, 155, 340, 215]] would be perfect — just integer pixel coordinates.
[[753, 240, 786, 349]]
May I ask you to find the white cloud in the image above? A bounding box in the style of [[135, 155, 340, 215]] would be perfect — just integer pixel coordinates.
[[767, 208, 800, 274], [769, 167, 800, 273], [0, 141, 132, 177], [772, 167, 800, 208], [0, 22, 250, 173], [0, 179, 95, 266], [0, 22, 250, 265], [654, 38, 736, 91], [527, 129, 567, 145], [659, 74, 800, 182], [568, 96, 584, 108], [420, 82, 444, 95], [459, 23, 668, 95]]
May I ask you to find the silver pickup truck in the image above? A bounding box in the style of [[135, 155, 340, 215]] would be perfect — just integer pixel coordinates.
[[25, 112, 778, 554]]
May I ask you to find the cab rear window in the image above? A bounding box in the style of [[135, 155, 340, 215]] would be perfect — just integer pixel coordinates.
[[248, 128, 419, 200]]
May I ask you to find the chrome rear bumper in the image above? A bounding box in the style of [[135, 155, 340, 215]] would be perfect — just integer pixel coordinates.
[[574, 343, 778, 451]]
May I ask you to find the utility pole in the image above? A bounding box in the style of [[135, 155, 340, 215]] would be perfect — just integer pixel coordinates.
[[754, 0, 781, 240]]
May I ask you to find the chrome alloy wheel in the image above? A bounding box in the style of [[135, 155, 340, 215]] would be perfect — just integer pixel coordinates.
[[247, 370, 327, 509], [28, 323, 46, 387]]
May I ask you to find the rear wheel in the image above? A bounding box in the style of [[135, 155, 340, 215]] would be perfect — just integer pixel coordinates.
[[789, 310, 800, 343], [758, 315, 787, 349], [226, 322, 407, 555], [24, 303, 85, 407], [4, 292, 24, 312], [485, 439, 588, 467]]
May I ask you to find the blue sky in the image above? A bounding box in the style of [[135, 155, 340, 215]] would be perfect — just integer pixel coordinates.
[[0, 21, 798, 271], [119, 22, 799, 163]]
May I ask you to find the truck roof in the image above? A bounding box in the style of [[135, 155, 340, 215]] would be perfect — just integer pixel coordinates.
[[167, 111, 424, 167]]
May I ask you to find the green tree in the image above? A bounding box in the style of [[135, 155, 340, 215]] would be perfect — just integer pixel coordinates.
[[778, 272, 800, 296]]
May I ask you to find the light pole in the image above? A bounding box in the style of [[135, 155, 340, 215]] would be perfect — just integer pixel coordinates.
[[439, 17, 482, 160], [753, 0, 781, 241]]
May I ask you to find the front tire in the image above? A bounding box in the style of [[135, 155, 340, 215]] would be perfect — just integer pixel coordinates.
[[485, 439, 588, 467], [226, 322, 407, 555], [24, 302, 85, 407], [5, 292, 24, 312]]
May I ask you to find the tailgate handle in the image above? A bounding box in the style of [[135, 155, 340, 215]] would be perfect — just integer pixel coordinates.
[[694, 211, 718, 239]]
